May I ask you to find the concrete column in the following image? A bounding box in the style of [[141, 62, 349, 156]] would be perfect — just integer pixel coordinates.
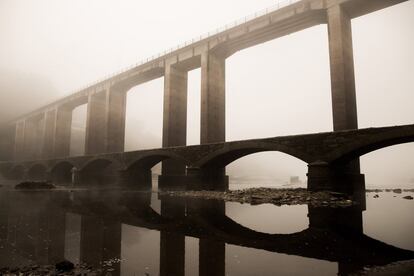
[[106, 89, 126, 153], [188, 200, 226, 276], [200, 51, 226, 144], [163, 64, 188, 148], [42, 109, 57, 159], [54, 106, 73, 158], [159, 197, 185, 276], [199, 239, 225, 276], [36, 115, 46, 159], [0, 125, 15, 161], [80, 216, 104, 267], [46, 207, 66, 263], [85, 90, 108, 154], [23, 119, 37, 160], [327, 4, 358, 131], [160, 231, 185, 276], [162, 64, 188, 177], [14, 121, 25, 161]]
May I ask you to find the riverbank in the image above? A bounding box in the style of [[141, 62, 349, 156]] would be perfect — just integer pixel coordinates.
[[160, 188, 357, 207], [160, 187, 414, 207]]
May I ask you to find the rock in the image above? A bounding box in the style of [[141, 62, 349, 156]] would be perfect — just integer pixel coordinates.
[[15, 181, 56, 190], [403, 195, 413, 200], [393, 189, 402, 194], [55, 260, 74, 272]]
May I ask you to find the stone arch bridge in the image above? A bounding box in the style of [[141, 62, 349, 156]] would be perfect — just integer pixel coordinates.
[[1, 124, 413, 192]]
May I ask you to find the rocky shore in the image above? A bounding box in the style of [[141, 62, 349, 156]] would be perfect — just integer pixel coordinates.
[[351, 259, 414, 275], [160, 188, 358, 207], [0, 259, 120, 275]]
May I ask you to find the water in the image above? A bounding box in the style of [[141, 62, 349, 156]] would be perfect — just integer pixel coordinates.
[[0, 185, 413, 276]]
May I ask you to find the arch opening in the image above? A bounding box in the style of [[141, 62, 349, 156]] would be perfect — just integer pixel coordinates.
[[51, 161, 75, 185], [124, 154, 187, 191], [226, 25, 332, 143], [27, 164, 47, 181], [80, 159, 118, 186], [357, 142, 414, 188], [203, 150, 307, 190], [124, 78, 163, 152]]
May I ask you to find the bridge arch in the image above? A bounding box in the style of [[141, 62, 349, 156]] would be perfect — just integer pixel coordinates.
[[79, 157, 122, 186], [329, 134, 414, 165], [27, 163, 48, 181], [50, 161, 76, 185], [196, 142, 309, 169], [123, 152, 189, 189]]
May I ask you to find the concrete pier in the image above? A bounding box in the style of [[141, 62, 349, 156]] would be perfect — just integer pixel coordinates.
[[106, 89, 126, 153], [85, 90, 108, 154], [54, 106, 73, 158], [13, 121, 25, 161], [162, 63, 188, 177], [200, 51, 226, 144], [327, 4, 358, 131], [42, 109, 57, 159]]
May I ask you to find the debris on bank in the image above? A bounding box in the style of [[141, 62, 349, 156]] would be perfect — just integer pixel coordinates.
[[351, 260, 414, 276], [160, 188, 356, 207], [0, 259, 122, 275], [366, 188, 414, 193], [14, 181, 56, 190]]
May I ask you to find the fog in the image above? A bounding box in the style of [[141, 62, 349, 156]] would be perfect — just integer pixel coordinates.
[[0, 0, 413, 187]]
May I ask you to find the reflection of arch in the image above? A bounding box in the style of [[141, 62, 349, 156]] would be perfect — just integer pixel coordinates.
[[51, 161, 75, 185], [27, 164, 47, 181], [196, 142, 308, 169], [80, 158, 119, 186], [64, 195, 414, 272], [329, 135, 414, 165]]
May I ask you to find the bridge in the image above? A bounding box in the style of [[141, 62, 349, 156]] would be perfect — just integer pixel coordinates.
[[1, 124, 413, 192], [0, 0, 412, 192]]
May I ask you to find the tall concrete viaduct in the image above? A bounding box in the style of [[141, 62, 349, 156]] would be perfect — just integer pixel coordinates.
[[0, 0, 411, 192]]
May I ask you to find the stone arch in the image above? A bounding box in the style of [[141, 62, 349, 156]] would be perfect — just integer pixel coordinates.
[[328, 136, 414, 165], [27, 163, 48, 181], [79, 158, 121, 186], [196, 142, 309, 169], [50, 161, 76, 185], [123, 152, 189, 189]]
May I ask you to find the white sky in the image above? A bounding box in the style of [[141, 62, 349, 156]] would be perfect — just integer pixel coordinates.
[[0, 0, 413, 187]]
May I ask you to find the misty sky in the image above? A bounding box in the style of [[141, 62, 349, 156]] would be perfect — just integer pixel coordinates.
[[0, 0, 413, 187]]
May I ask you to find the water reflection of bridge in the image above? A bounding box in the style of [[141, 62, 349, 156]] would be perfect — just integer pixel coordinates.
[[1, 191, 413, 275]]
